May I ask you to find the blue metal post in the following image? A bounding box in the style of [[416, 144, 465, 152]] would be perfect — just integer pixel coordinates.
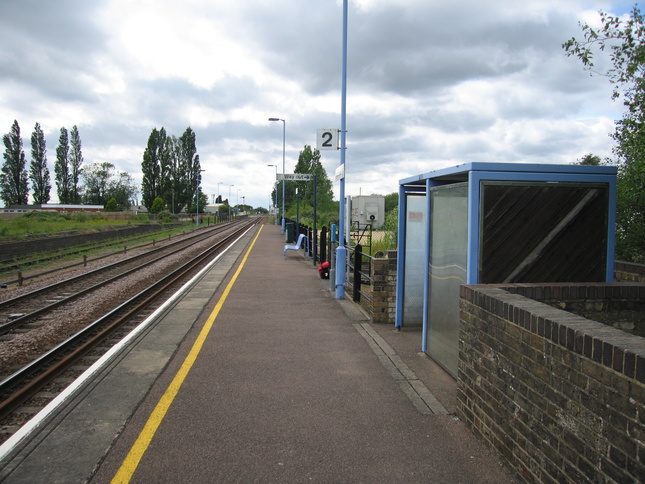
[[335, 0, 348, 299], [281, 120, 286, 234], [394, 185, 406, 329]]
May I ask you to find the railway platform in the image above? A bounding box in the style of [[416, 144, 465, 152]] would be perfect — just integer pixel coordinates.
[[0, 221, 512, 483]]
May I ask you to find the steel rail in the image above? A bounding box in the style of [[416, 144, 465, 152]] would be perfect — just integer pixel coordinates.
[[0, 221, 246, 334], [0, 218, 261, 421]]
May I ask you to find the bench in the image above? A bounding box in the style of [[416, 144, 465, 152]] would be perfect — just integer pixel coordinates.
[[284, 233, 310, 260]]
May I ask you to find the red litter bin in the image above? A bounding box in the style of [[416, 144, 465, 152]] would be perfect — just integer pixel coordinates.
[[318, 261, 330, 279]]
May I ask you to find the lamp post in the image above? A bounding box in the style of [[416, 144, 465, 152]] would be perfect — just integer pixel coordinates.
[[228, 184, 234, 219], [196, 169, 205, 227], [267, 164, 278, 224], [336, 0, 348, 299], [268, 117, 285, 234]]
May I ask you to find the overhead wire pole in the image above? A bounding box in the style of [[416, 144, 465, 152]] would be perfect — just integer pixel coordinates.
[[335, 0, 348, 299]]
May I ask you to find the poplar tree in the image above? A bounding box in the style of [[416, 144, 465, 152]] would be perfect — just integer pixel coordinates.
[[29, 122, 51, 204], [1, 120, 29, 206], [69, 125, 84, 203], [178, 126, 201, 211], [141, 127, 167, 211], [141, 126, 201, 214], [54, 127, 71, 203]]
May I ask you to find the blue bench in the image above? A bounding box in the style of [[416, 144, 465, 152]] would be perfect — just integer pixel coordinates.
[[284, 233, 310, 260]]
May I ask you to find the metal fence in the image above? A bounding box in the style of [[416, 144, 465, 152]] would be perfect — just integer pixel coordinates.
[[286, 219, 373, 304]]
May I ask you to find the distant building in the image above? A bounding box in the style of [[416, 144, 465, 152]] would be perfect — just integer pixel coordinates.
[[204, 203, 226, 214], [131, 205, 149, 214], [0, 204, 104, 213]]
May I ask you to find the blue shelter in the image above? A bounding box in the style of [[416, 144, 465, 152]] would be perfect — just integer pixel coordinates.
[[395, 162, 617, 377]]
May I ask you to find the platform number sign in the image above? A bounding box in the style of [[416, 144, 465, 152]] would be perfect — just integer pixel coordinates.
[[317, 129, 339, 150]]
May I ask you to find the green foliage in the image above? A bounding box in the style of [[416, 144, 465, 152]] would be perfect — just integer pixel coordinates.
[[577, 153, 602, 165], [30, 122, 51, 204], [384, 192, 398, 212], [1, 120, 29, 206], [156, 210, 176, 223], [22, 210, 70, 222], [55, 127, 71, 203], [141, 126, 201, 215], [150, 197, 165, 214], [381, 206, 398, 250], [0, 211, 140, 238], [564, 6, 645, 262], [81, 162, 136, 211], [69, 126, 84, 204], [105, 197, 118, 211], [141, 127, 167, 211], [73, 211, 89, 222], [563, 6, 645, 100]]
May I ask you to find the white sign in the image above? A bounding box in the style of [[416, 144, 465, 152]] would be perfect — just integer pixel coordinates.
[[277, 173, 314, 181], [317, 129, 339, 150], [335, 164, 345, 181]]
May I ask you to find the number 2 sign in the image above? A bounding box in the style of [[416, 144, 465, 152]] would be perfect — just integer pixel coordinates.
[[316, 129, 339, 150]]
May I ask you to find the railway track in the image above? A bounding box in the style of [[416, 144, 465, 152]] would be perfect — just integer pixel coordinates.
[[0, 217, 263, 443], [0, 221, 239, 335]]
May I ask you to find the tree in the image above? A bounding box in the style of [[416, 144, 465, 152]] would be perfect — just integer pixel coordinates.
[[108, 171, 137, 211], [577, 154, 602, 165], [105, 197, 118, 212], [160, 135, 180, 213], [293, 145, 334, 209], [188, 190, 208, 215], [563, 6, 645, 262], [141, 126, 200, 214], [81, 162, 137, 211], [1, 120, 29, 206], [141, 127, 167, 211], [150, 196, 165, 214], [177, 127, 201, 211], [29, 122, 51, 204], [384, 192, 398, 213], [69, 125, 83, 203], [55, 127, 71, 203]]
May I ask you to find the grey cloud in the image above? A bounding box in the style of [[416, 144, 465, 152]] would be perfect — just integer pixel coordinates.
[[0, 0, 107, 101]]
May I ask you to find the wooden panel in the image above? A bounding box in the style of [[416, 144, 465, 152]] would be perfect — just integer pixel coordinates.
[[479, 183, 608, 283]]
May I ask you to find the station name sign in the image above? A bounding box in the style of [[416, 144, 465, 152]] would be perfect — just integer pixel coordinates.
[[277, 173, 314, 181]]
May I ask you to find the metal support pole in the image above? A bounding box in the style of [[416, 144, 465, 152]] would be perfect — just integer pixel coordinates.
[[335, 0, 348, 299]]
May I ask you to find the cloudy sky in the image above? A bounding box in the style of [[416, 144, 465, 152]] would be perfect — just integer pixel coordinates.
[[0, 0, 636, 209]]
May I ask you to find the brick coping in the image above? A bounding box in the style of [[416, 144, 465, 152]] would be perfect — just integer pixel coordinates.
[[460, 283, 645, 384]]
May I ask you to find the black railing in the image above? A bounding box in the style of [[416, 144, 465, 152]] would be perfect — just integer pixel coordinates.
[[283, 219, 372, 303], [347, 244, 372, 303]]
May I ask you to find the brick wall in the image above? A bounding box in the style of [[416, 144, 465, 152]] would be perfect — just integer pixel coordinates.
[[616, 260, 645, 283], [457, 283, 645, 483], [370, 250, 397, 324]]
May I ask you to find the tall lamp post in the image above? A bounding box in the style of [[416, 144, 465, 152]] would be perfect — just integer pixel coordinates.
[[196, 169, 205, 227], [228, 184, 234, 219], [267, 164, 278, 224], [268, 117, 285, 234], [336, 0, 349, 299]]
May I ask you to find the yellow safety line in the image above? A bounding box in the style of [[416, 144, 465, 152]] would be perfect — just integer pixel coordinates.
[[111, 224, 264, 484]]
